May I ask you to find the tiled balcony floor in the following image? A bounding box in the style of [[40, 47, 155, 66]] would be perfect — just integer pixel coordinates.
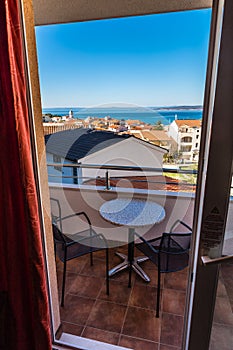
[[55, 245, 189, 349], [210, 263, 233, 350], [55, 247, 233, 350]]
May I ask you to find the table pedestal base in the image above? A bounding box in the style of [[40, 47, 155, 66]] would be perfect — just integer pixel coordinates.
[[108, 252, 151, 282]]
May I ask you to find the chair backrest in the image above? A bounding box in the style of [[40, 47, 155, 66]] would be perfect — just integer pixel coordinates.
[[52, 222, 68, 245], [158, 221, 192, 273], [50, 197, 68, 245], [160, 232, 191, 253], [50, 197, 63, 231]]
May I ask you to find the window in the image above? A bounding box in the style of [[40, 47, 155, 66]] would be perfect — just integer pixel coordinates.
[[53, 154, 62, 172], [181, 145, 192, 152], [73, 166, 78, 184], [181, 136, 192, 143]]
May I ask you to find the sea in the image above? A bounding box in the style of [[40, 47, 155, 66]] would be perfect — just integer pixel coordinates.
[[42, 107, 202, 126]]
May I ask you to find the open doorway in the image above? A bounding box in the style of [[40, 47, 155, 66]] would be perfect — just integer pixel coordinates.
[[29, 4, 212, 349]]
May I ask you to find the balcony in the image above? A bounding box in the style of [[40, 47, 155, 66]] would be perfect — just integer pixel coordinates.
[[48, 164, 233, 349], [180, 137, 193, 144]]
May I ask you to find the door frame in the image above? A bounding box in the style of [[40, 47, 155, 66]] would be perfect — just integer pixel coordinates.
[[184, 0, 233, 348]]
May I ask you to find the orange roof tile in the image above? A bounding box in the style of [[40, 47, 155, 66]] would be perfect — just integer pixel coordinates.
[[141, 130, 171, 141], [175, 119, 202, 128]]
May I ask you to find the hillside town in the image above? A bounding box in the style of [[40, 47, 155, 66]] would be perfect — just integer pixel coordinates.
[[43, 111, 202, 165]]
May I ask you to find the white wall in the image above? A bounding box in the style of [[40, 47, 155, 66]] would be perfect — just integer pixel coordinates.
[[79, 138, 166, 185], [168, 121, 179, 144], [48, 185, 195, 244], [168, 122, 202, 162], [49, 184, 233, 252]]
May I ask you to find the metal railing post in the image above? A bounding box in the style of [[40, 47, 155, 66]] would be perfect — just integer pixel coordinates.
[[105, 171, 111, 190]]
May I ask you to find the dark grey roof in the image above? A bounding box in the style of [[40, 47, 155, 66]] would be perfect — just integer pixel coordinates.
[[45, 128, 131, 161]]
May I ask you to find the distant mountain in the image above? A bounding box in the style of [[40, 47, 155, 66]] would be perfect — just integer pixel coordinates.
[[43, 104, 203, 112], [80, 103, 142, 109], [77, 104, 203, 111], [150, 105, 202, 111]]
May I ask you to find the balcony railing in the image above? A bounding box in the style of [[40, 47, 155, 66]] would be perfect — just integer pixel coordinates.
[[47, 163, 198, 192]]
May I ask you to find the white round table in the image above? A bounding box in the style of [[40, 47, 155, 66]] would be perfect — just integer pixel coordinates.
[[100, 198, 165, 285]]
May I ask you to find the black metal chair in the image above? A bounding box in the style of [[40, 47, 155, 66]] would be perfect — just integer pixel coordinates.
[[135, 220, 192, 317], [50, 198, 109, 306]]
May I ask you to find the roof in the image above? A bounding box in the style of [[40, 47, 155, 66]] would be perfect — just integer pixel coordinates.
[[126, 120, 145, 125], [45, 128, 131, 161], [141, 130, 172, 141], [33, 0, 212, 27], [174, 119, 202, 128]]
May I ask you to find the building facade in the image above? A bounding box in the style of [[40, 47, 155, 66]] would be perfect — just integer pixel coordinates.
[[168, 119, 202, 163]]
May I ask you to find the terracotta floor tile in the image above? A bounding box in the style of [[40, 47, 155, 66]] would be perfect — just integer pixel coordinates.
[[57, 245, 189, 349], [217, 278, 228, 297], [60, 322, 83, 337], [56, 270, 79, 297], [134, 260, 161, 288], [60, 294, 95, 325], [230, 299, 233, 313], [98, 280, 132, 305], [224, 283, 233, 302], [92, 249, 108, 260], [162, 289, 186, 316], [56, 255, 88, 274], [87, 300, 127, 333], [210, 323, 233, 350], [109, 260, 136, 284], [109, 251, 128, 267], [163, 269, 188, 291], [69, 274, 104, 299], [160, 345, 181, 350], [129, 283, 157, 310], [119, 335, 159, 350], [222, 278, 233, 300], [221, 264, 233, 280], [82, 326, 119, 345], [107, 247, 129, 265], [107, 246, 150, 285], [160, 313, 184, 347], [79, 258, 108, 277], [213, 297, 233, 325], [115, 245, 129, 255], [220, 266, 233, 296], [122, 306, 160, 342]]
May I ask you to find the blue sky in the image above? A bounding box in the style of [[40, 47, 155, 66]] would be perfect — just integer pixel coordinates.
[[35, 9, 211, 108]]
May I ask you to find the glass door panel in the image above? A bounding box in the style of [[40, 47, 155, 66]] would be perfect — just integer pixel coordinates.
[[184, 0, 233, 349], [209, 207, 233, 350]]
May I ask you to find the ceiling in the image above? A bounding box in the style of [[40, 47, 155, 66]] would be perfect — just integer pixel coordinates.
[[33, 0, 212, 26]]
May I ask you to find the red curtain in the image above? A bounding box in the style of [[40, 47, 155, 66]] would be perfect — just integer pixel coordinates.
[[0, 1, 52, 349]]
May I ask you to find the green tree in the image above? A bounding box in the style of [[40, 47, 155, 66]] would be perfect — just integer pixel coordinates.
[[153, 120, 164, 130]]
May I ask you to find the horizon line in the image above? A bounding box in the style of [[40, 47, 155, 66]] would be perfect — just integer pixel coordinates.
[[42, 104, 203, 109]]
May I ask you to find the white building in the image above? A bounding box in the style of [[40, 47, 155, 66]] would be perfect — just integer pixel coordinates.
[[45, 128, 167, 184], [168, 119, 202, 163]]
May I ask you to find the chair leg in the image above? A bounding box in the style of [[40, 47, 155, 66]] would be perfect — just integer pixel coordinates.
[[128, 228, 134, 288], [105, 248, 109, 295], [61, 258, 67, 307], [61, 248, 67, 307], [156, 269, 161, 318]]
